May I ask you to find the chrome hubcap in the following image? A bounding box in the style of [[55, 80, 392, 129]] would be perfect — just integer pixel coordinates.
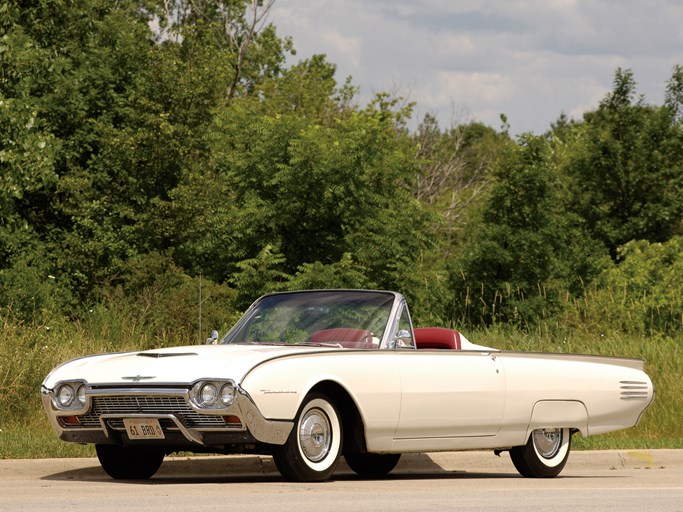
[[533, 428, 562, 459], [299, 408, 331, 462]]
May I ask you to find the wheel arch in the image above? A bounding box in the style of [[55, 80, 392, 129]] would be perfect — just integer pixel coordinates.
[[307, 380, 367, 454], [526, 400, 589, 439]]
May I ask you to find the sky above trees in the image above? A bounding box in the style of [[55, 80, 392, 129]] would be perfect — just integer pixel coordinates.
[[271, 0, 683, 135]]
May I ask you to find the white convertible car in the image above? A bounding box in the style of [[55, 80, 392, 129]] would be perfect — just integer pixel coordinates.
[[42, 290, 654, 481]]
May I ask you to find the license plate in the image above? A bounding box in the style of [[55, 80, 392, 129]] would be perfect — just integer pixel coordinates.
[[123, 418, 165, 440]]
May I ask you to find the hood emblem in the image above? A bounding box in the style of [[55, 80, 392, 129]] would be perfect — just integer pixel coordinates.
[[122, 375, 156, 382]]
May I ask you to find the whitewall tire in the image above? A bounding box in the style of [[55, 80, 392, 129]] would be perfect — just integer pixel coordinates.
[[273, 393, 343, 482], [510, 427, 572, 478]]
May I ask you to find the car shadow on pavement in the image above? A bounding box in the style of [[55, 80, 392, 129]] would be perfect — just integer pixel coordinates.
[[40, 453, 527, 484]]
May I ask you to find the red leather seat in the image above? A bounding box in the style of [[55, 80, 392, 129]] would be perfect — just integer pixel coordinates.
[[309, 328, 372, 348], [413, 327, 461, 350]]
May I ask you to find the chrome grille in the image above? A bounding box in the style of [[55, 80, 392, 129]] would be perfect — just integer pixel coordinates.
[[76, 395, 229, 429]]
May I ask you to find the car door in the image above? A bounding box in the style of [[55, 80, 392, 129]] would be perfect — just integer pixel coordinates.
[[394, 351, 505, 438]]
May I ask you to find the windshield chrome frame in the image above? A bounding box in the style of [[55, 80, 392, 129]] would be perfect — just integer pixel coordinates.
[[220, 289, 407, 349]]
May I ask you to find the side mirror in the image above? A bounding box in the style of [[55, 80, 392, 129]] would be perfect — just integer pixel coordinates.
[[206, 330, 219, 345], [392, 329, 413, 349]]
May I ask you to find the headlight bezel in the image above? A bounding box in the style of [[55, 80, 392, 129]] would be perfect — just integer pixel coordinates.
[[51, 380, 88, 412], [190, 379, 236, 410]]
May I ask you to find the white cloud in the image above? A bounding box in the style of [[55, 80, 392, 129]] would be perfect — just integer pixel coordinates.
[[418, 71, 515, 107], [321, 31, 362, 68], [270, 0, 683, 134]]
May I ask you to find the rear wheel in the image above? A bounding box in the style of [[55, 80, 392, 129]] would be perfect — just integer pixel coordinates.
[[510, 427, 572, 478], [345, 452, 401, 476], [273, 393, 343, 482], [95, 444, 165, 480]]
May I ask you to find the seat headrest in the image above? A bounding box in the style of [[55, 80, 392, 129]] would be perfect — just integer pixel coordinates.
[[414, 327, 461, 349]]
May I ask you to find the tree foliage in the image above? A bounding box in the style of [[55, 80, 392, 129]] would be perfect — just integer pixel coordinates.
[[411, 114, 505, 252], [1, 2, 681, 340], [451, 135, 600, 326], [564, 68, 683, 258]]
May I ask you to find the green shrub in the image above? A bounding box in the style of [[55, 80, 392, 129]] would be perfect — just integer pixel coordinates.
[[561, 238, 683, 336]]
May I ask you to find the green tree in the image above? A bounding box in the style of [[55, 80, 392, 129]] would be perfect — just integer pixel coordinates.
[[665, 64, 683, 124], [1, 1, 66, 316], [202, 91, 433, 290], [564, 68, 683, 258], [578, 237, 683, 335], [451, 135, 603, 326], [412, 114, 508, 254], [1, 0, 294, 315], [146, 51, 437, 307]]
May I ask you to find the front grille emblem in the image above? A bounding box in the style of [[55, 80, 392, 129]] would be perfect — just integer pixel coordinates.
[[121, 375, 156, 382]]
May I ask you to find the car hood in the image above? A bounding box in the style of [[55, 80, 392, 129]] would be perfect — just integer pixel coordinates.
[[42, 344, 325, 388]]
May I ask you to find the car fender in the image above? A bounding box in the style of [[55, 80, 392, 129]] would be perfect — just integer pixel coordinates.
[[240, 351, 402, 450]]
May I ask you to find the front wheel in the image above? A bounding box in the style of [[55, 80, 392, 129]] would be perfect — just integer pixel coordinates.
[[273, 393, 343, 482], [95, 444, 165, 480], [509, 427, 572, 478]]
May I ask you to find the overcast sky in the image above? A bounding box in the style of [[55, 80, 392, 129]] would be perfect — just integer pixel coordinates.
[[270, 0, 683, 135]]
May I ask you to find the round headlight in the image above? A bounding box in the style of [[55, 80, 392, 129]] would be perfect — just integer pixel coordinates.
[[57, 384, 75, 407], [200, 383, 218, 406], [77, 384, 86, 406], [220, 384, 235, 406]]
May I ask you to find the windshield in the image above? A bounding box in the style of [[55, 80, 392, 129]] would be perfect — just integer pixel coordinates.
[[221, 290, 396, 349]]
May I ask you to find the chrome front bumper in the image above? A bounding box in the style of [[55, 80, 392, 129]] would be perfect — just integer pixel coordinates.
[[41, 384, 293, 447]]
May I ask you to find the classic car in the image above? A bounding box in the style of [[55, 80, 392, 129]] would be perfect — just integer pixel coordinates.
[[41, 289, 654, 482]]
